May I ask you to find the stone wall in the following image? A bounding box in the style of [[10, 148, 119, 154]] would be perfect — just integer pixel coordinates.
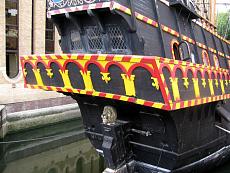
[[0, 106, 7, 138], [0, 1, 6, 83], [33, 0, 46, 54]]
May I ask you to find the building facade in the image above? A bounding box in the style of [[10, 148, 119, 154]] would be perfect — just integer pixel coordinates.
[[0, 0, 68, 107], [195, 0, 216, 24], [0, 0, 76, 135], [0, 0, 61, 83]]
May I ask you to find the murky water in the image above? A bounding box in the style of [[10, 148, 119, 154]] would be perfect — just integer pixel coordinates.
[[0, 119, 104, 173], [1, 118, 230, 173]]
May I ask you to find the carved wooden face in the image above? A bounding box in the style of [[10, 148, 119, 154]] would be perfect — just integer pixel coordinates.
[[101, 106, 117, 125]]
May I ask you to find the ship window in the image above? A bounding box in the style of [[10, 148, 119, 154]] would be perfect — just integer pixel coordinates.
[[202, 50, 210, 66], [171, 40, 180, 60], [179, 41, 191, 61], [213, 55, 220, 68], [85, 26, 104, 51], [107, 25, 128, 52], [70, 30, 83, 51]]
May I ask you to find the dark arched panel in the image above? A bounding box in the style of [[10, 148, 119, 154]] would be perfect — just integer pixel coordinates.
[[133, 67, 164, 103], [24, 63, 37, 85], [219, 57, 227, 69], [177, 68, 197, 101], [66, 62, 85, 89], [213, 73, 222, 96], [37, 62, 51, 86], [107, 65, 126, 95], [176, 69, 186, 101], [50, 63, 64, 87], [186, 70, 196, 100], [162, 67, 174, 102], [197, 71, 210, 98], [225, 75, 230, 94], [88, 64, 108, 93]]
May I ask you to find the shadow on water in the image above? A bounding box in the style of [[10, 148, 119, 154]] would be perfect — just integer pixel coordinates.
[[0, 118, 105, 173]]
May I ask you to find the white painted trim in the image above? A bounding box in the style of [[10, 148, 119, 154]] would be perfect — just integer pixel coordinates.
[[136, 161, 171, 172], [158, 0, 170, 6], [2, 69, 22, 84]]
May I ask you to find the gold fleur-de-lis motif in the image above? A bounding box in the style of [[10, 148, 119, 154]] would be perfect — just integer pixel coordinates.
[[201, 79, 206, 88], [183, 77, 189, 89], [100, 72, 111, 84], [46, 69, 53, 78], [151, 77, 159, 90]]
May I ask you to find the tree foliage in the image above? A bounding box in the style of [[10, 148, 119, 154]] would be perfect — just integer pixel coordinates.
[[217, 12, 230, 40]]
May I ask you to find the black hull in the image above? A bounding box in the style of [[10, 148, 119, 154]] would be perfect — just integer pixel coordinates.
[[72, 95, 230, 172], [20, 0, 230, 172], [105, 145, 230, 173]]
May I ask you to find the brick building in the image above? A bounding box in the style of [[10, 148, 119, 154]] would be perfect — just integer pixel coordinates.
[[0, 0, 75, 136], [0, 0, 61, 82], [0, 0, 64, 104]]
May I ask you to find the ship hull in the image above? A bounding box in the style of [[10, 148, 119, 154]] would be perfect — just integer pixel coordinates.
[[73, 94, 230, 172], [20, 0, 230, 172], [20, 51, 230, 172]]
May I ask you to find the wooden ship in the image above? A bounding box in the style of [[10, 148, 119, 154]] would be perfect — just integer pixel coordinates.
[[20, 0, 230, 172]]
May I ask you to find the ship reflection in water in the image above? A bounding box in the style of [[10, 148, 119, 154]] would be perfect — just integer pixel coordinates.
[[1, 117, 230, 173], [0, 118, 104, 173]]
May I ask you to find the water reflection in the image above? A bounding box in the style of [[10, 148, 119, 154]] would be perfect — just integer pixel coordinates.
[[2, 118, 230, 173], [0, 118, 104, 173]]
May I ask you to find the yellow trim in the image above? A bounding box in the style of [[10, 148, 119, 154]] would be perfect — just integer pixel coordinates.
[[121, 74, 136, 97], [80, 70, 94, 91], [184, 101, 188, 107], [208, 79, 215, 96], [214, 79, 219, 88], [220, 80, 225, 94], [32, 69, 44, 86], [136, 99, 145, 105], [192, 78, 200, 98], [170, 77, 180, 101], [59, 70, 72, 88]]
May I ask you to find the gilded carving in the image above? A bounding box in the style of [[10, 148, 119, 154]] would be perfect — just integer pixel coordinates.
[[101, 72, 111, 84]]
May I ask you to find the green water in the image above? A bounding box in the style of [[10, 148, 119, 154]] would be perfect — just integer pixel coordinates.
[[1, 119, 230, 173], [0, 119, 104, 173]]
